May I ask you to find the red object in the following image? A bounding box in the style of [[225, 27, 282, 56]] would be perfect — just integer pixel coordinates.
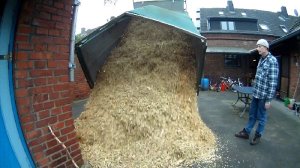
[[221, 82, 226, 91]]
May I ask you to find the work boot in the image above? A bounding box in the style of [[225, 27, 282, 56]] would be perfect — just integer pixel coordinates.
[[235, 128, 249, 139], [250, 133, 261, 145]]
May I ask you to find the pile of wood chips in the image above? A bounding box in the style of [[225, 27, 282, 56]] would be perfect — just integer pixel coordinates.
[[75, 18, 217, 167]]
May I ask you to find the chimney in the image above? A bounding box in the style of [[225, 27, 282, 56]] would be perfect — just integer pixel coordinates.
[[281, 6, 288, 18], [81, 27, 86, 34], [227, 0, 235, 12]]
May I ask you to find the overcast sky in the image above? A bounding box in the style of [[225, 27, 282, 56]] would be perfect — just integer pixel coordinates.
[[76, 0, 300, 34]]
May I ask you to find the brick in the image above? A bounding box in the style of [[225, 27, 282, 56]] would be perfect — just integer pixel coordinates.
[[70, 148, 81, 158], [17, 42, 33, 50], [15, 61, 34, 69], [30, 52, 53, 60], [16, 52, 29, 60], [37, 158, 49, 167], [36, 117, 58, 128], [21, 115, 34, 124], [51, 152, 61, 160], [64, 119, 73, 127], [33, 103, 44, 111], [38, 4, 57, 14], [36, 27, 49, 35], [16, 35, 29, 42], [55, 98, 71, 107], [26, 129, 42, 140], [46, 144, 63, 156], [44, 101, 54, 109], [18, 106, 31, 115], [47, 139, 58, 148], [54, 53, 68, 60], [58, 112, 71, 122], [48, 77, 58, 84], [67, 132, 76, 140], [34, 61, 47, 69], [15, 70, 28, 79], [59, 45, 69, 53], [30, 69, 53, 77], [18, 25, 32, 34], [54, 122, 65, 130], [38, 11, 51, 20], [60, 126, 74, 135], [54, 83, 69, 91], [50, 156, 67, 168], [58, 76, 69, 82], [33, 94, 49, 103], [33, 18, 55, 28], [70, 143, 80, 152], [49, 92, 59, 100], [32, 144, 46, 153], [34, 152, 45, 161], [16, 97, 30, 105], [48, 44, 61, 53], [62, 105, 71, 112], [38, 110, 50, 120], [54, 69, 68, 76], [50, 107, 62, 115], [52, 15, 62, 22], [23, 122, 35, 132], [49, 29, 60, 36], [54, 2, 64, 9], [33, 77, 47, 86], [55, 22, 69, 30], [29, 133, 52, 147], [60, 90, 71, 98], [31, 36, 53, 44], [15, 88, 29, 97], [34, 44, 47, 51], [53, 37, 68, 45]]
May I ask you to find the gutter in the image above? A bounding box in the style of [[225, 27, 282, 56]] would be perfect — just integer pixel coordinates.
[[69, 0, 80, 82]]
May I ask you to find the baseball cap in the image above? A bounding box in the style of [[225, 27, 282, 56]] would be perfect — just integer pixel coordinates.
[[256, 39, 269, 49]]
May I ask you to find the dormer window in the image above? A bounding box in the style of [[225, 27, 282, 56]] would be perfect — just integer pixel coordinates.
[[280, 25, 288, 33], [219, 11, 224, 15], [278, 16, 286, 21], [221, 21, 235, 30], [259, 24, 270, 30], [241, 12, 247, 16]]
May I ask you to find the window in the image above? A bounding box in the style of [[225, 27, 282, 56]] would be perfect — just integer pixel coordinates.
[[259, 24, 269, 30], [280, 25, 288, 33], [219, 11, 224, 15], [221, 21, 235, 30], [241, 12, 247, 16], [224, 54, 241, 67], [209, 17, 257, 31]]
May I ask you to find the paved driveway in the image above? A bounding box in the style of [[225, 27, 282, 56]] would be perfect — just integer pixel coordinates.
[[196, 91, 300, 168]]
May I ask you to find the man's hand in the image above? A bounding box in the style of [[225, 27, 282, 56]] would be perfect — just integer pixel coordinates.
[[265, 101, 271, 109]]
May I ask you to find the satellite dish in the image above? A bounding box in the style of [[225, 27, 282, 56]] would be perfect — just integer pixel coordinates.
[[294, 9, 299, 16]]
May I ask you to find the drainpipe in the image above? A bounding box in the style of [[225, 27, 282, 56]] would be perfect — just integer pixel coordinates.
[[69, 0, 80, 82]]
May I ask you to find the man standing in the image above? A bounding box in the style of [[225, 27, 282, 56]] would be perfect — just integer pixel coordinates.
[[235, 39, 279, 145]]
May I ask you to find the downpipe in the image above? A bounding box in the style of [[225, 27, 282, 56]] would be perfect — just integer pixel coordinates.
[[69, 0, 80, 82]]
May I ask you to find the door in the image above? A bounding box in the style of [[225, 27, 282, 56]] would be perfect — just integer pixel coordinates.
[[0, 0, 35, 167]]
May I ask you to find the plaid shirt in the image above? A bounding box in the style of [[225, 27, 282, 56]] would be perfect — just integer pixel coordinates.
[[253, 53, 279, 100]]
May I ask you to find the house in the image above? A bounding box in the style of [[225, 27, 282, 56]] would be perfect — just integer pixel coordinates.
[[195, 0, 298, 96], [270, 19, 300, 100]]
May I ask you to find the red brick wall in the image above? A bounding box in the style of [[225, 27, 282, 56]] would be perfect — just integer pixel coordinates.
[[74, 56, 90, 100], [289, 50, 300, 101], [202, 33, 277, 86], [14, 0, 83, 167]]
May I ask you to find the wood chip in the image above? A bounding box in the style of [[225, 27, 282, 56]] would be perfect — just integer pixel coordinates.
[[75, 18, 217, 167]]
